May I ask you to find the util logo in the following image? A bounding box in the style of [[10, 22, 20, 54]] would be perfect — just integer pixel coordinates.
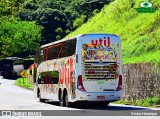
[[91, 37, 110, 47]]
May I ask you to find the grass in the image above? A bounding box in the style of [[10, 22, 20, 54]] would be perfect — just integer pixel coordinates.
[[66, 0, 160, 64], [113, 96, 160, 108], [123, 50, 160, 64], [15, 77, 33, 90]]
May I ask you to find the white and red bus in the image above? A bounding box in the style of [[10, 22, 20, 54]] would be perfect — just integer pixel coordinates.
[[34, 34, 122, 107]]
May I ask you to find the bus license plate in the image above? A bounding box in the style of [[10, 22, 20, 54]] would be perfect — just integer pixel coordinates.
[[97, 96, 105, 99]]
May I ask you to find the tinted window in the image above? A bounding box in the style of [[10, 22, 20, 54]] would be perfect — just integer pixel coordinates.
[[49, 71, 59, 84], [36, 38, 77, 62], [48, 45, 62, 60], [38, 72, 46, 84], [38, 71, 59, 84], [44, 48, 48, 60], [60, 39, 77, 58], [47, 39, 76, 60]]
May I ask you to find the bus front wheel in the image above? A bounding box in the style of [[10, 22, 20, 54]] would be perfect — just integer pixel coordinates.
[[38, 90, 46, 102]]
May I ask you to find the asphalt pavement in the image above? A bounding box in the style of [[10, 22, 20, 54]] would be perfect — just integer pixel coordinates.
[[0, 76, 159, 119]]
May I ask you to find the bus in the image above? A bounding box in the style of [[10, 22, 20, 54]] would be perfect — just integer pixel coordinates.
[[0, 57, 24, 78], [0, 57, 34, 79], [34, 34, 122, 107]]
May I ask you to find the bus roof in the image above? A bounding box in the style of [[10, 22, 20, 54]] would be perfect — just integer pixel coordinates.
[[41, 36, 77, 48], [41, 33, 119, 48]]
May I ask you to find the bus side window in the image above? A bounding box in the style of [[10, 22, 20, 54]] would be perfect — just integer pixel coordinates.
[[44, 48, 48, 60], [50, 71, 59, 84], [38, 73, 46, 84], [48, 45, 62, 60], [61, 50, 67, 58], [61, 40, 76, 58], [38, 74, 41, 84]]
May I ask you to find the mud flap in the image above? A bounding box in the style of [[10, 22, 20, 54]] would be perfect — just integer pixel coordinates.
[[71, 82, 76, 99]]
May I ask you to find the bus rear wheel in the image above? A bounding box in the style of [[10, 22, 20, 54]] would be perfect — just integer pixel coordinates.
[[60, 93, 65, 107], [65, 94, 73, 107], [60, 93, 72, 107]]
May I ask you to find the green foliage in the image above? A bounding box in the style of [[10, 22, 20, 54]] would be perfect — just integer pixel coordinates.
[[114, 96, 160, 107], [123, 50, 160, 64], [15, 77, 33, 89], [73, 15, 86, 29], [0, 16, 42, 58], [113, 100, 132, 105], [18, 0, 113, 44], [0, 0, 25, 17], [1, 0, 159, 63], [67, 0, 160, 64], [134, 97, 160, 107], [0, 0, 113, 57]]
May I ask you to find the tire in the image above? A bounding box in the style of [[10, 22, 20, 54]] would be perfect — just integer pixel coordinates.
[[60, 93, 65, 107], [65, 94, 73, 107], [39, 98, 46, 102], [60, 93, 72, 107]]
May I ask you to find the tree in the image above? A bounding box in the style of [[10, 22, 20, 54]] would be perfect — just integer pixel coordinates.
[[0, 17, 42, 58], [0, 0, 25, 17], [18, 0, 113, 44]]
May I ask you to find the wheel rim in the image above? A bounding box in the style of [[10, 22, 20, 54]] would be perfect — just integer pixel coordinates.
[[65, 95, 69, 107], [60, 94, 64, 107]]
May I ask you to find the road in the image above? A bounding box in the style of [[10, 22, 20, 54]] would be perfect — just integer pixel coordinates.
[[0, 76, 159, 118]]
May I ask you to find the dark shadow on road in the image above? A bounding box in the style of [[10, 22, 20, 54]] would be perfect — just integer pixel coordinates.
[[44, 101, 60, 106], [43, 101, 150, 110], [76, 104, 150, 110]]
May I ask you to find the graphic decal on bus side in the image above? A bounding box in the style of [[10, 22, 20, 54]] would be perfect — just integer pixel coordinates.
[[37, 55, 76, 96]]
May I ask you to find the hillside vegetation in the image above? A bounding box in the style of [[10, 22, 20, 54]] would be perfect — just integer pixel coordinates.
[[18, 0, 112, 43], [67, 0, 160, 64], [0, 0, 113, 58], [0, 17, 42, 58]]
